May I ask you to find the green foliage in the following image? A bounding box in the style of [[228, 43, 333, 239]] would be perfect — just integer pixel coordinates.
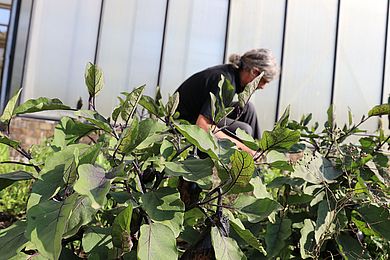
[[0, 63, 389, 260]]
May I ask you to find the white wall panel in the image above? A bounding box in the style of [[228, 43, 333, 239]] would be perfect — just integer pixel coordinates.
[[97, 0, 166, 116], [382, 6, 390, 132], [23, 0, 100, 112], [279, 0, 338, 125], [227, 0, 285, 131], [334, 0, 387, 130], [159, 0, 228, 99]]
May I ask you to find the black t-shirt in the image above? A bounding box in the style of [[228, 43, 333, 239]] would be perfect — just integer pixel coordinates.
[[175, 64, 242, 124]]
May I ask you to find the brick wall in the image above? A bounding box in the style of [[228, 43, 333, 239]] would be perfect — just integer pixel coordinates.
[[8, 117, 57, 160]]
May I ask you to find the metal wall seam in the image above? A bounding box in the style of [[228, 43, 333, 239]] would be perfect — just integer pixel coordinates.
[[93, 0, 105, 65], [275, 0, 289, 122], [330, 0, 341, 106], [157, 0, 170, 88], [222, 0, 231, 63], [381, 0, 390, 104]]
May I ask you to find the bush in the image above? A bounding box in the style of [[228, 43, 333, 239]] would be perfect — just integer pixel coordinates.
[[0, 63, 389, 259]]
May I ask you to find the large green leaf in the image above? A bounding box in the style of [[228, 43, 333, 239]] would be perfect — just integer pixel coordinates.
[[0, 88, 22, 125], [82, 226, 113, 253], [292, 150, 343, 184], [112, 204, 133, 251], [85, 62, 104, 97], [136, 118, 168, 149], [227, 150, 255, 194], [0, 133, 20, 149], [368, 104, 390, 117], [234, 195, 282, 223], [337, 232, 371, 259], [116, 86, 145, 121], [166, 92, 179, 117], [75, 110, 112, 133], [0, 220, 29, 260], [299, 219, 315, 259], [175, 124, 218, 160], [139, 95, 164, 118], [137, 223, 178, 260], [52, 117, 97, 148], [117, 117, 139, 155], [238, 72, 264, 108], [315, 200, 336, 244], [165, 158, 214, 189], [211, 226, 246, 260], [235, 128, 259, 150], [356, 205, 390, 240], [265, 218, 292, 257], [14, 97, 71, 115], [26, 193, 77, 260], [74, 164, 112, 209], [141, 187, 184, 237], [28, 144, 90, 207], [0, 171, 34, 190], [63, 196, 97, 239], [229, 215, 266, 255], [259, 127, 300, 152]]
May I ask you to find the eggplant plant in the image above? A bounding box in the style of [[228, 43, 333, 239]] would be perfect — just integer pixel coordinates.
[[0, 63, 389, 259]]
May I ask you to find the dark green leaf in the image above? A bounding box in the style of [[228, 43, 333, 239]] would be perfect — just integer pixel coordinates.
[[74, 164, 112, 209], [211, 226, 246, 260], [14, 97, 71, 115], [326, 105, 334, 129], [165, 158, 214, 189], [137, 223, 178, 260], [117, 117, 139, 155], [337, 232, 371, 259], [0, 221, 28, 260], [368, 104, 390, 117], [63, 196, 97, 239], [85, 62, 104, 97], [135, 118, 168, 150], [141, 187, 184, 237], [166, 92, 179, 117], [356, 205, 390, 240], [139, 95, 164, 117], [269, 160, 294, 172], [234, 195, 282, 223], [227, 150, 255, 194], [112, 204, 133, 251], [118, 86, 145, 121], [0, 171, 34, 190], [275, 106, 290, 128], [82, 226, 113, 253], [75, 110, 112, 133], [267, 176, 305, 188], [26, 193, 77, 260], [265, 218, 292, 257], [0, 133, 20, 149], [52, 117, 97, 148], [287, 193, 314, 205]]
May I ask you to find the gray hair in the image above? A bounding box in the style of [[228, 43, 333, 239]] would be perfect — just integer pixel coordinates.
[[228, 49, 279, 82]]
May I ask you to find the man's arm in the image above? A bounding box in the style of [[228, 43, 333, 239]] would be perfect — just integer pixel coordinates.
[[196, 114, 256, 156]]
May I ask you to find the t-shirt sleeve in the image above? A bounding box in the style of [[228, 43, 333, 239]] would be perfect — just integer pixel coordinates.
[[199, 74, 224, 122]]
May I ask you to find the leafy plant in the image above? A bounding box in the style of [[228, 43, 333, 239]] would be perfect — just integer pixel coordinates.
[[0, 63, 389, 260]]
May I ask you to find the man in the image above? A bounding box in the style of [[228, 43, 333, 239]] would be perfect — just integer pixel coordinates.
[[175, 49, 279, 156]]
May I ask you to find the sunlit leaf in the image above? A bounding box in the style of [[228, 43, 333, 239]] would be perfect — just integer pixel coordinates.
[[137, 223, 178, 260], [26, 193, 77, 260], [14, 97, 71, 115], [0, 88, 22, 125], [119, 86, 145, 121], [227, 150, 255, 194], [0, 133, 19, 149], [117, 117, 139, 155], [315, 200, 336, 244], [165, 158, 214, 189], [139, 95, 164, 118], [166, 92, 179, 117], [235, 128, 259, 150], [74, 164, 112, 209], [85, 62, 104, 97], [368, 104, 390, 117], [234, 195, 282, 223], [52, 117, 97, 148], [82, 226, 113, 253], [75, 110, 112, 133], [238, 72, 264, 108], [299, 219, 315, 259], [211, 226, 246, 260], [141, 187, 184, 237], [259, 127, 300, 152]]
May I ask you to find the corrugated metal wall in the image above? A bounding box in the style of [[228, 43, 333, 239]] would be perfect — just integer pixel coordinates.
[[5, 0, 390, 131]]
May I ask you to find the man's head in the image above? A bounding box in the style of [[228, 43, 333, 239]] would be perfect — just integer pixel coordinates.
[[229, 48, 279, 89]]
